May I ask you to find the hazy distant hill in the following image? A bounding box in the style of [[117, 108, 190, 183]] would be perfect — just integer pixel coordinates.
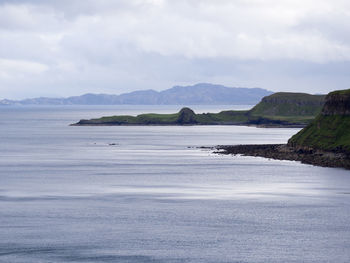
[[0, 83, 272, 105]]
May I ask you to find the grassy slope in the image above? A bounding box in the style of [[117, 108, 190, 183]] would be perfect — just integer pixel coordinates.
[[288, 89, 350, 154], [195, 111, 249, 124], [249, 92, 325, 124], [80, 113, 179, 125], [289, 115, 350, 153]]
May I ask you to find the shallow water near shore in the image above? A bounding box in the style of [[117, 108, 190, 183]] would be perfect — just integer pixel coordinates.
[[0, 105, 349, 263]]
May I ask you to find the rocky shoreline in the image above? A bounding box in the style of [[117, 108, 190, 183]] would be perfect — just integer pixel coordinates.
[[214, 144, 350, 170]]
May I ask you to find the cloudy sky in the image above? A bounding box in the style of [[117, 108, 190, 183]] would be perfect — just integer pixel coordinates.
[[1, 0, 350, 99]]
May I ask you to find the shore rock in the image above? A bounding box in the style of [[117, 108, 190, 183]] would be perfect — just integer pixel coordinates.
[[215, 144, 350, 169]]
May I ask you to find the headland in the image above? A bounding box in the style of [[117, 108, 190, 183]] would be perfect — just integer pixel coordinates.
[[215, 89, 350, 169]]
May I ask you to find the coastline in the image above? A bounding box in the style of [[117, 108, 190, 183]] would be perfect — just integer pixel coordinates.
[[70, 122, 306, 128], [214, 144, 350, 170]]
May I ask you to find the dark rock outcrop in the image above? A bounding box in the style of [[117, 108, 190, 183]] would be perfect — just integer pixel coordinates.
[[176, 107, 197, 124], [321, 90, 350, 116], [215, 144, 350, 169]]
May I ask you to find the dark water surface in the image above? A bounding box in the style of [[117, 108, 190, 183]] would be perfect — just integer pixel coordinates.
[[0, 105, 349, 263]]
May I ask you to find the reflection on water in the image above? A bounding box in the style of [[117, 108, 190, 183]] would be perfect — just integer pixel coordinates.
[[0, 105, 349, 263]]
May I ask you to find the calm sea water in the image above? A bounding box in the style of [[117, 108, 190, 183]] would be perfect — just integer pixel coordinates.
[[0, 105, 349, 263]]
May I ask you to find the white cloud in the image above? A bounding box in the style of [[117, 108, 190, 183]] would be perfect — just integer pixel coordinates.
[[0, 58, 48, 76], [2, 0, 350, 62], [0, 0, 350, 98]]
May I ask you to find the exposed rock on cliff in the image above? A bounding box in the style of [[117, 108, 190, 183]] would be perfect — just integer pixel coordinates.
[[320, 90, 350, 116], [215, 144, 350, 169]]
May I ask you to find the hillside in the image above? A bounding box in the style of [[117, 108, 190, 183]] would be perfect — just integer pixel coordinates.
[[249, 92, 325, 124], [215, 89, 350, 169], [0, 83, 272, 106], [249, 92, 325, 116], [288, 89, 350, 154], [73, 92, 325, 126]]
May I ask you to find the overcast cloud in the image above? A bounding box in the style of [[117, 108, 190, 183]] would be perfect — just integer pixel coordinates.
[[1, 0, 350, 98]]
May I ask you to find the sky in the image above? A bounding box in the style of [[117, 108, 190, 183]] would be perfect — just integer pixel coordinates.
[[1, 0, 350, 99]]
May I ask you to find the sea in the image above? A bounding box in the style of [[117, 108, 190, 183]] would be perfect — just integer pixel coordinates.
[[0, 105, 349, 263]]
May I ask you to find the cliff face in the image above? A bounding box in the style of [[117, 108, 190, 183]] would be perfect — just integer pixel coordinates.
[[321, 90, 350, 116], [288, 89, 350, 154]]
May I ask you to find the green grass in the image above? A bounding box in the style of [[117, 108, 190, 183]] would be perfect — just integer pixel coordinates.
[[328, 89, 350, 96], [85, 115, 138, 124], [289, 115, 350, 153], [195, 111, 250, 124], [136, 113, 179, 124], [84, 113, 179, 124], [288, 88, 350, 154], [249, 92, 325, 117]]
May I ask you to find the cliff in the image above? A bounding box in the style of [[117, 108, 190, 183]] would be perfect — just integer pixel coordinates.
[[288, 89, 350, 155]]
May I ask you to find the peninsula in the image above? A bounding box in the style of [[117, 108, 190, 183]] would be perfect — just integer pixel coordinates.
[[216, 89, 350, 169], [72, 92, 325, 127]]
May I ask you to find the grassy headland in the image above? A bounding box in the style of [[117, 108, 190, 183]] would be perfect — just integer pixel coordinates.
[[73, 92, 325, 127], [216, 89, 350, 169], [288, 89, 350, 154]]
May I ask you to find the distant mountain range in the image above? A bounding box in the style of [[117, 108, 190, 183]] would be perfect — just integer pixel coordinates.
[[0, 83, 273, 105]]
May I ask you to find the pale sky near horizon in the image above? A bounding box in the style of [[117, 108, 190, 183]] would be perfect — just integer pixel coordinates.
[[1, 0, 350, 99]]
